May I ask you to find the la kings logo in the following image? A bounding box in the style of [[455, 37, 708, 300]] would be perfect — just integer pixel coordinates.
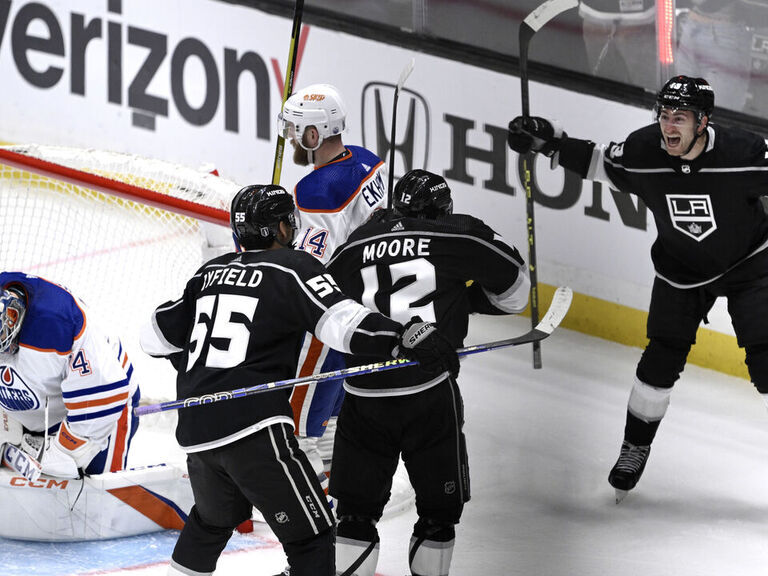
[[666, 195, 717, 241]]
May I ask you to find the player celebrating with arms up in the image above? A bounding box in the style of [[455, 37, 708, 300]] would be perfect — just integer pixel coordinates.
[[508, 75, 768, 502]]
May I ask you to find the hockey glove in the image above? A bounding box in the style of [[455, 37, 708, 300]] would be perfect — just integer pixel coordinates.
[[399, 318, 460, 379], [20, 432, 80, 478], [507, 116, 566, 157]]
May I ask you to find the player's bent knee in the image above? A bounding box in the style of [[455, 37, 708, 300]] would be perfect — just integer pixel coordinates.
[[170, 506, 235, 573], [636, 337, 690, 389], [282, 526, 335, 576], [409, 518, 455, 576]]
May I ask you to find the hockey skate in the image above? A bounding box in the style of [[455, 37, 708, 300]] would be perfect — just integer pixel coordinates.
[[608, 441, 650, 503]]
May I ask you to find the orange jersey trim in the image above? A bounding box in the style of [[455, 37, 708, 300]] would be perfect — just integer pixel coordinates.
[[297, 158, 385, 214], [110, 404, 130, 472], [65, 391, 129, 411]]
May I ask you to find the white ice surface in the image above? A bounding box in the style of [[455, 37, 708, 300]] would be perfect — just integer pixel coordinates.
[[13, 312, 768, 576]]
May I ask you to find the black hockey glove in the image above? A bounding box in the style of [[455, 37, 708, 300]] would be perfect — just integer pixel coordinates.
[[399, 317, 460, 379], [507, 116, 566, 157]]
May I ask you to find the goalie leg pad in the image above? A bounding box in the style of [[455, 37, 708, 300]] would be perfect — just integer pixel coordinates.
[[408, 518, 455, 576]]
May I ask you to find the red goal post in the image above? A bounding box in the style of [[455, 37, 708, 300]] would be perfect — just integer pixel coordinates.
[[0, 144, 239, 402]]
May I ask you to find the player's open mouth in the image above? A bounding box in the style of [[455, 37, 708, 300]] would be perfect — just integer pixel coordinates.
[[666, 135, 681, 148]]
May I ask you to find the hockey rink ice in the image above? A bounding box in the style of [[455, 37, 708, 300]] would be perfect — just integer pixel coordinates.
[[4, 311, 768, 576]]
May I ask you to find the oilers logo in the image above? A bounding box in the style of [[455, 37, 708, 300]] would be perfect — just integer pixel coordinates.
[[665, 194, 717, 241], [0, 366, 39, 411]]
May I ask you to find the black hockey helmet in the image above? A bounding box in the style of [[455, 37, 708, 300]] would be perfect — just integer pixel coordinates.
[[654, 75, 714, 125], [393, 169, 453, 219], [230, 184, 299, 250]]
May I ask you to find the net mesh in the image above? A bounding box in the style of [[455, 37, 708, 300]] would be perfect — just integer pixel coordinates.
[[0, 145, 241, 402]]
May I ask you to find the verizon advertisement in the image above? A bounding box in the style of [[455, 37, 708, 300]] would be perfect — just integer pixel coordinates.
[[0, 0, 735, 339]]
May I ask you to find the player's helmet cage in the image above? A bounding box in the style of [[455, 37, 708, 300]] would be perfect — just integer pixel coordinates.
[[0, 287, 26, 354], [230, 185, 300, 250], [654, 75, 715, 125], [393, 169, 454, 219], [277, 84, 347, 151]]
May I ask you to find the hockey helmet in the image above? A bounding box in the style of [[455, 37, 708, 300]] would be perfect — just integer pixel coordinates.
[[277, 84, 347, 151], [655, 75, 714, 125], [230, 184, 299, 250], [0, 287, 26, 354], [393, 169, 453, 219]]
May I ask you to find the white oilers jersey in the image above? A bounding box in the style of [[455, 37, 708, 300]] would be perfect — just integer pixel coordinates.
[[293, 145, 386, 265], [0, 273, 136, 447]]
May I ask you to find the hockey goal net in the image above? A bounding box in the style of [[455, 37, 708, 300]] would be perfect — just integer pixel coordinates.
[[0, 144, 239, 403]]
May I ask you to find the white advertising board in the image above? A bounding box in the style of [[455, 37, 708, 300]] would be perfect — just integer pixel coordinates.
[[0, 0, 735, 339]]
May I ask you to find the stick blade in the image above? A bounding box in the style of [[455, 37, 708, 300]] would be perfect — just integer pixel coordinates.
[[534, 286, 572, 336], [523, 0, 578, 32], [397, 58, 415, 90]]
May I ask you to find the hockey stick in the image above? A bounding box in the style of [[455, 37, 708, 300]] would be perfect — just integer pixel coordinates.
[[519, 0, 578, 369], [134, 287, 572, 417], [386, 58, 416, 208], [271, 0, 304, 185]]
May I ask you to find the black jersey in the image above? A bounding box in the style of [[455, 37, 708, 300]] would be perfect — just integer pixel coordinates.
[[145, 248, 402, 451], [327, 211, 528, 396], [562, 123, 768, 287]]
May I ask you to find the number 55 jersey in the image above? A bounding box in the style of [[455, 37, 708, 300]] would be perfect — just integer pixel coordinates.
[[140, 248, 403, 452]]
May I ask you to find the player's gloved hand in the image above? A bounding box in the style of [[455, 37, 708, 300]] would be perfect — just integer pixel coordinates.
[[399, 317, 460, 379], [508, 116, 566, 157], [20, 432, 81, 478]]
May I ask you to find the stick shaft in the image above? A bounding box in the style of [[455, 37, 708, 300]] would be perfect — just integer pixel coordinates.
[[386, 58, 415, 208], [271, 0, 304, 185], [517, 0, 577, 369], [135, 287, 572, 417]]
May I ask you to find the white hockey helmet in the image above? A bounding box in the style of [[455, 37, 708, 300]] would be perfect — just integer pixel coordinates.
[[278, 84, 347, 151]]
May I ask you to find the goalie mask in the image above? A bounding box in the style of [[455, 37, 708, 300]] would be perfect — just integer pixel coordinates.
[[230, 184, 300, 251], [0, 287, 26, 354], [277, 84, 347, 152], [393, 169, 453, 219]]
